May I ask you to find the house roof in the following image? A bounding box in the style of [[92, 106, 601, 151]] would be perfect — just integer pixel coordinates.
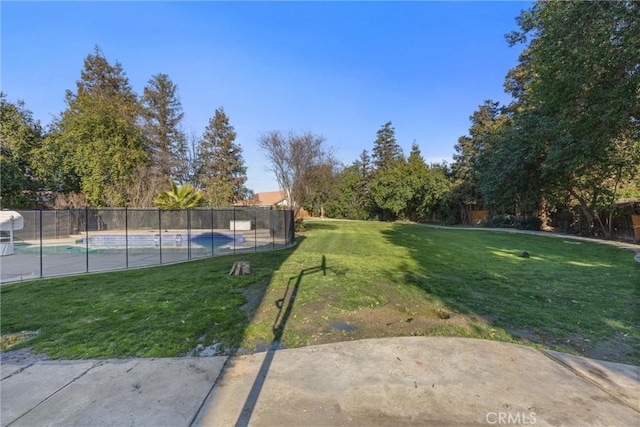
[[234, 191, 286, 207], [255, 191, 286, 206]]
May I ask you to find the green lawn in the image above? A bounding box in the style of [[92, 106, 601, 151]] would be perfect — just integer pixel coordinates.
[[0, 250, 293, 359], [2, 220, 638, 364]]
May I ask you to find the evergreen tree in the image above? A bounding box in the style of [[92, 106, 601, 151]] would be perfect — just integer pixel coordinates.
[[370, 158, 412, 221], [358, 149, 372, 197], [49, 46, 147, 206], [370, 121, 407, 220], [358, 149, 371, 182], [404, 143, 450, 222], [0, 94, 43, 208], [326, 158, 374, 220], [142, 74, 188, 185], [451, 100, 506, 219], [404, 143, 429, 220], [372, 121, 403, 169], [195, 108, 248, 206]]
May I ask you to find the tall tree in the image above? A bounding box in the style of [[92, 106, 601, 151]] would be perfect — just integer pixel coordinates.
[[450, 100, 510, 221], [325, 163, 371, 220], [259, 130, 329, 210], [142, 73, 188, 185], [300, 162, 339, 217], [403, 143, 450, 222], [47, 46, 147, 206], [475, 112, 545, 215], [358, 149, 372, 188], [506, 0, 640, 235], [325, 153, 375, 220], [195, 108, 248, 206], [369, 158, 412, 220], [369, 121, 409, 220], [372, 121, 403, 169], [0, 94, 43, 208]]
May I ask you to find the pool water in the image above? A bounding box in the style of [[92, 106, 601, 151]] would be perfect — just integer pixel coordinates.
[[14, 232, 244, 255]]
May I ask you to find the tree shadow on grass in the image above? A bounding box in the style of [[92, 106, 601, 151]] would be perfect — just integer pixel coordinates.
[[303, 221, 339, 231], [380, 223, 640, 366]]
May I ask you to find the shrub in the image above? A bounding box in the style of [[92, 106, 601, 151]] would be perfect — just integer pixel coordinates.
[[488, 214, 542, 231], [295, 218, 306, 232], [516, 216, 542, 231], [489, 214, 516, 228]]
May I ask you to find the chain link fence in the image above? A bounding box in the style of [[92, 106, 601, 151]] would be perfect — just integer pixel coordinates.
[[1, 207, 295, 283]]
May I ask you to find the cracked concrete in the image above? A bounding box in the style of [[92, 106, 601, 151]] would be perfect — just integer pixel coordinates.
[[2, 337, 638, 427]]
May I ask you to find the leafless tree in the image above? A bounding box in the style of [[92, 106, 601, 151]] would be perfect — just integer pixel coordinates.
[[259, 130, 331, 211]]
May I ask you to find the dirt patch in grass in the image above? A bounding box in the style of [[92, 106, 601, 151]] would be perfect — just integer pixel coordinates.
[[507, 328, 638, 363], [588, 334, 637, 363], [345, 306, 455, 333], [1, 347, 50, 364], [1, 331, 49, 364], [292, 305, 483, 347]]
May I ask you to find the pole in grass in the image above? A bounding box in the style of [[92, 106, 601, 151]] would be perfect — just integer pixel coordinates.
[[187, 208, 191, 261], [214, 208, 216, 256], [85, 206, 89, 273], [125, 207, 129, 269], [39, 209, 43, 278], [158, 208, 163, 265]]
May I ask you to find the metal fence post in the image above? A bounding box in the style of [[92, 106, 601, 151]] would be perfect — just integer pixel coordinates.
[[39, 209, 43, 278], [85, 206, 89, 273], [158, 209, 163, 265], [125, 207, 129, 269], [284, 209, 288, 246], [288, 209, 294, 245], [214, 208, 216, 256], [187, 209, 192, 260]]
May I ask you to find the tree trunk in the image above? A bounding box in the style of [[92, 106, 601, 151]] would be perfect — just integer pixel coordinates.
[[229, 261, 251, 276], [568, 188, 597, 236]]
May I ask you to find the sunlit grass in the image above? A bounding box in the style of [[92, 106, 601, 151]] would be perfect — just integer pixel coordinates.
[[242, 220, 639, 364], [2, 219, 638, 364], [0, 250, 294, 359]]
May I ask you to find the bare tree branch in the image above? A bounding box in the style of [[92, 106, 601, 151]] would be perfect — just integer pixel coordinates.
[[259, 130, 329, 210]]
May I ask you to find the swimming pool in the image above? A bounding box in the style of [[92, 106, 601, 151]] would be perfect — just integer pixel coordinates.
[[80, 232, 242, 247], [14, 232, 244, 255]]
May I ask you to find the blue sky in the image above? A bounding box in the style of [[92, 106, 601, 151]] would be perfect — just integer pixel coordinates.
[[2, 1, 530, 194]]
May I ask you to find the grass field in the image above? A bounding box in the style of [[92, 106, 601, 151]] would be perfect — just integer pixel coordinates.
[[1, 220, 638, 364]]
